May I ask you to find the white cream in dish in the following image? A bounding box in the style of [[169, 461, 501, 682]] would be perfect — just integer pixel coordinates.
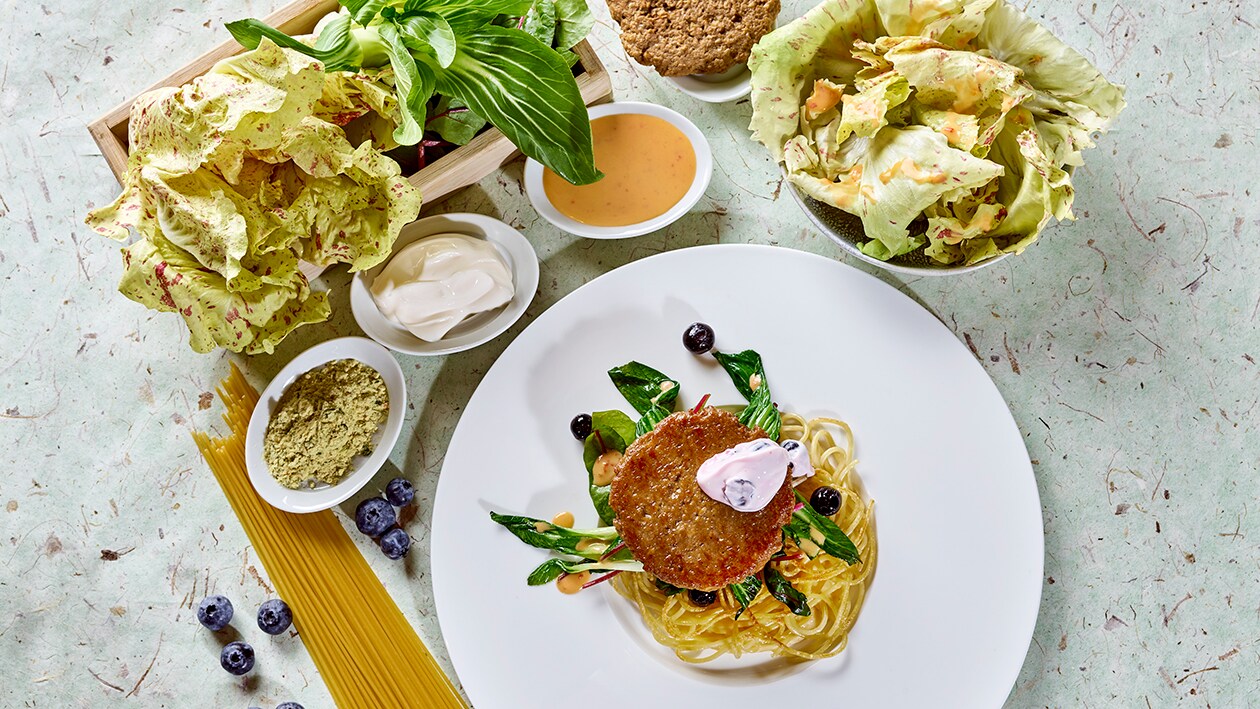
[[696, 439, 789, 512], [370, 234, 514, 342]]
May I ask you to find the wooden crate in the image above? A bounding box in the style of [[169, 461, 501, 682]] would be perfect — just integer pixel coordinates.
[[87, 0, 614, 205]]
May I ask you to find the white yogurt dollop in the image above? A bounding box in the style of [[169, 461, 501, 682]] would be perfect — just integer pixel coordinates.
[[370, 234, 514, 342], [781, 439, 814, 479], [695, 439, 789, 512]]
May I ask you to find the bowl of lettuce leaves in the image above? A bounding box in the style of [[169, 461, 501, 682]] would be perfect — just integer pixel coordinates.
[[749, 0, 1126, 274]]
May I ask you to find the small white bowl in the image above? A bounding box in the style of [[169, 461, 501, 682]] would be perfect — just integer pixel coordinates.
[[245, 337, 406, 514], [523, 102, 713, 239], [350, 213, 539, 355], [665, 64, 752, 103]]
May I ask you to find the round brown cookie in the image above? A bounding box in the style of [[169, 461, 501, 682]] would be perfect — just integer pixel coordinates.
[[609, 407, 794, 591], [613, 0, 781, 77]]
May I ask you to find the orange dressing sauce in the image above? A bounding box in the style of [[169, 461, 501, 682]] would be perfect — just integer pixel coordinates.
[[551, 511, 575, 528], [557, 571, 590, 594], [592, 450, 623, 487], [543, 114, 696, 227]]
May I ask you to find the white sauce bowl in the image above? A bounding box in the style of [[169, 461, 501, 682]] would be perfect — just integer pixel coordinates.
[[665, 64, 753, 103], [350, 213, 539, 356], [245, 337, 406, 514], [523, 102, 713, 239]]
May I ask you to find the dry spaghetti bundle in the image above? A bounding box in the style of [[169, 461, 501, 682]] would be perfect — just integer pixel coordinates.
[[193, 364, 464, 708]]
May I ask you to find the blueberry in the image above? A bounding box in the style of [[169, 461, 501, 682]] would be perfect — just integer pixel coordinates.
[[196, 595, 233, 631], [276, 703, 305, 709], [688, 589, 718, 607], [256, 598, 293, 635], [683, 323, 715, 354], [220, 641, 255, 675], [570, 413, 592, 441], [380, 527, 411, 560], [385, 478, 415, 507], [355, 497, 396, 538], [810, 486, 842, 517]]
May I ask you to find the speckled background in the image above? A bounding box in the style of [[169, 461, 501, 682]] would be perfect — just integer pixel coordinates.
[[2, 0, 1258, 706]]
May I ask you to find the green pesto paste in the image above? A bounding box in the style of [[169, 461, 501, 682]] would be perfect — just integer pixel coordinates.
[[263, 359, 388, 489]]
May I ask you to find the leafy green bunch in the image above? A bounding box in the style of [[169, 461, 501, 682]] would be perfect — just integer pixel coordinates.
[[227, 0, 601, 185]]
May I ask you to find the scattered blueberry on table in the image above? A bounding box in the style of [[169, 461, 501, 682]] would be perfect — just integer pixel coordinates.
[[276, 703, 304, 709], [381, 527, 412, 560], [385, 478, 415, 507], [220, 641, 255, 675], [355, 497, 397, 538], [196, 595, 233, 631], [257, 598, 293, 635]]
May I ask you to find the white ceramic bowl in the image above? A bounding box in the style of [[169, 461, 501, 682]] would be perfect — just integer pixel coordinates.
[[786, 178, 1011, 276], [523, 102, 713, 239], [665, 64, 752, 103], [245, 337, 405, 514], [350, 213, 539, 355]]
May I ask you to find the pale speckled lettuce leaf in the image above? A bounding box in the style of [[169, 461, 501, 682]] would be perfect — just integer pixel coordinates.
[[748, 0, 884, 160], [748, 0, 1125, 265], [119, 236, 328, 355], [790, 125, 1003, 256], [315, 67, 401, 150], [85, 39, 423, 353]]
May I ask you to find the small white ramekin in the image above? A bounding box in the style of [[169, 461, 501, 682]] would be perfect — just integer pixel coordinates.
[[523, 102, 713, 239]]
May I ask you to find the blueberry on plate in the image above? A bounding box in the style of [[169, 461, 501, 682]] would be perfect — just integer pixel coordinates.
[[220, 641, 255, 675], [810, 486, 842, 517], [569, 413, 593, 441], [385, 478, 415, 507], [355, 497, 396, 538], [196, 595, 233, 631], [257, 598, 293, 635], [276, 703, 304, 709], [682, 323, 715, 354], [688, 589, 718, 607], [380, 527, 411, 560]]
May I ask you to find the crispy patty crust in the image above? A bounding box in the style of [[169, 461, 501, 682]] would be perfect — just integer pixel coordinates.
[[610, 0, 781, 77]]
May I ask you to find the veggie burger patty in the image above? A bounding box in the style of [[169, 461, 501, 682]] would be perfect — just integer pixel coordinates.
[[609, 407, 794, 591]]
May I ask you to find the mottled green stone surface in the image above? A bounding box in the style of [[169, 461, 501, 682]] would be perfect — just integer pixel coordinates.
[[2, 1, 1257, 706]]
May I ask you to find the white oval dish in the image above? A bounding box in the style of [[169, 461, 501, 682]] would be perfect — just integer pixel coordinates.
[[350, 213, 539, 356], [245, 337, 405, 514], [523, 102, 713, 239], [665, 63, 752, 103], [430, 244, 1043, 709]]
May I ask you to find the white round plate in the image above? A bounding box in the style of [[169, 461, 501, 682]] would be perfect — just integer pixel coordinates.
[[665, 64, 753, 103], [245, 337, 405, 513], [350, 213, 539, 356], [523, 102, 713, 239], [430, 244, 1043, 709]]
